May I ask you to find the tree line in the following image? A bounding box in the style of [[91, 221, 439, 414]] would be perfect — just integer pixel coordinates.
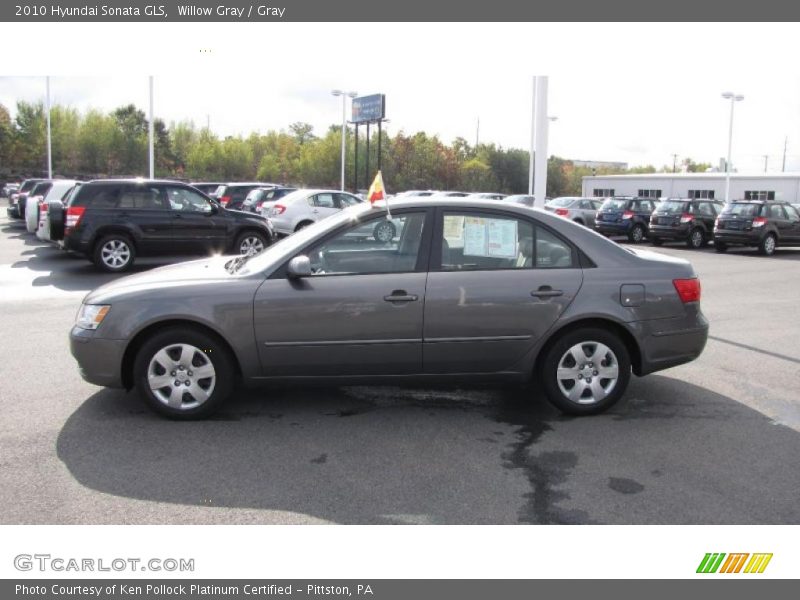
[[1, 101, 707, 196]]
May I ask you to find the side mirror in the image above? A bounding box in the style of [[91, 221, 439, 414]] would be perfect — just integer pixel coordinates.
[[287, 255, 312, 279]]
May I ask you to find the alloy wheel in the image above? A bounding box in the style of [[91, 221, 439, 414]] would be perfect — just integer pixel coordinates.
[[101, 239, 131, 269]]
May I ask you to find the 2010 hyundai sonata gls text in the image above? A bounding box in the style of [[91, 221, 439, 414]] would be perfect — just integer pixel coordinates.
[[70, 199, 709, 419]]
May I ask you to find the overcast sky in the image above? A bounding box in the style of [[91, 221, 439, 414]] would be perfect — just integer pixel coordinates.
[[2, 23, 799, 173]]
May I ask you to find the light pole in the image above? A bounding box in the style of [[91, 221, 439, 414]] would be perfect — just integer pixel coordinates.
[[332, 89, 357, 191], [721, 91, 744, 202]]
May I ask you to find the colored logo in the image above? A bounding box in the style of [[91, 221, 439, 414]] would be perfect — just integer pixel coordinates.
[[697, 553, 773, 574]]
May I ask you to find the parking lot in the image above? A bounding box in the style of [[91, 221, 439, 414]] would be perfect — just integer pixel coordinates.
[[1, 202, 800, 525]]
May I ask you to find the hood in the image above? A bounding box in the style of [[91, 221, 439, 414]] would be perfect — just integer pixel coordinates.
[[84, 256, 237, 304]]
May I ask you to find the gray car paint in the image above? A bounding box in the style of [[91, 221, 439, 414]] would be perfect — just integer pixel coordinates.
[[71, 199, 708, 389]]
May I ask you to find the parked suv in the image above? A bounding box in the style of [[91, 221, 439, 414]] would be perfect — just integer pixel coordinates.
[[7, 178, 47, 219], [594, 197, 658, 243], [62, 179, 273, 272], [714, 200, 800, 256], [648, 198, 724, 248], [211, 182, 276, 210]]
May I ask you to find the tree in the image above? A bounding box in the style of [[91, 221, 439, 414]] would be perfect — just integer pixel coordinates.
[[289, 122, 315, 145]]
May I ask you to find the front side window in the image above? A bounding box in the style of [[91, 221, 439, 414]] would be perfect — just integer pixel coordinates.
[[168, 186, 214, 213], [336, 193, 362, 208], [440, 213, 573, 271], [304, 212, 427, 276]]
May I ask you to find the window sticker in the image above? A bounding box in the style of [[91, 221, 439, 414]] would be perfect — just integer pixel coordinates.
[[463, 217, 489, 256], [487, 218, 518, 258], [443, 215, 465, 247]]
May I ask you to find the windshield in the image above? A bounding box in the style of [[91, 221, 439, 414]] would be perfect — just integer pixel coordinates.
[[657, 201, 690, 214], [601, 199, 628, 211], [235, 203, 374, 276], [722, 203, 762, 217]]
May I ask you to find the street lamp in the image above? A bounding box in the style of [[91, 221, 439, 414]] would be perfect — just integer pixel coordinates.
[[721, 91, 744, 202], [332, 89, 358, 191]]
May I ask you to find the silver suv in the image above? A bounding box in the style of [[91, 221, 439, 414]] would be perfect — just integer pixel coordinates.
[[268, 189, 364, 236]]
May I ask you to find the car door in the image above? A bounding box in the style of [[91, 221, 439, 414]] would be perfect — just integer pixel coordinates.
[[309, 192, 340, 222], [423, 209, 583, 374], [783, 203, 800, 243], [113, 183, 174, 254], [167, 185, 228, 253], [578, 199, 596, 226], [252, 209, 433, 377], [696, 201, 716, 232]]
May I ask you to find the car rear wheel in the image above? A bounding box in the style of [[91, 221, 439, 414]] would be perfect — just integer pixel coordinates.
[[373, 220, 396, 243], [572, 218, 585, 227], [133, 327, 235, 419], [540, 327, 631, 415], [295, 221, 313, 232], [93, 234, 135, 272], [236, 231, 268, 256], [758, 233, 777, 256], [687, 228, 704, 249], [628, 224, 646, 243]]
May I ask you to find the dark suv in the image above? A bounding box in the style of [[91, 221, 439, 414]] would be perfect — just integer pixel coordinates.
[[7, 178, 46, 219], [648, 198, 724, 248], [714, 200, 800, 256], [594, 196, 658, 243], [211, 182, 276, 211], [61, 179, 273, 272]]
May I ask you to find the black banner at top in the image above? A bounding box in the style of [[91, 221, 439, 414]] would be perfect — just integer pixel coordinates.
[[3, 0, 800, 22]]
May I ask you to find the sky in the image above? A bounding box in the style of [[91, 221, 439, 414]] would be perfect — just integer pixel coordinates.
[[2, 23, 800, 173]]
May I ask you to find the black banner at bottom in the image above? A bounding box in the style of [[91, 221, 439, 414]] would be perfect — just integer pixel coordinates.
[[3, 580, 796, 600]]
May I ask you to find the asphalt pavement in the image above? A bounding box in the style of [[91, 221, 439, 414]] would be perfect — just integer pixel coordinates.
[[1, 204, 799, 524]]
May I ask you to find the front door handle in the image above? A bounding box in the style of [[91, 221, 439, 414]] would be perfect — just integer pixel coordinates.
[[384, 290, 419, 303], [531, 286, 564, 298]]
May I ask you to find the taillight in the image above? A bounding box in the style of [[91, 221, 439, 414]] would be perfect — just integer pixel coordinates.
[[219, 195, 231, 206], [272, 204, 286, 215], [622, 210, 634, 220], [673, 278, 701, 303], [65, 206, 85, 233], [752, 216, 767, 228], [680, 213, 693, 224], [555, 208, 569, 217]]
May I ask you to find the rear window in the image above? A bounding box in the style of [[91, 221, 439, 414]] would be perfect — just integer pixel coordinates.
[[657, 201, 691, 214], [722, 203, 762, 217], [601, 199, 628, 211], [548, 197, 575, 208], [31, 183, 53, 197]]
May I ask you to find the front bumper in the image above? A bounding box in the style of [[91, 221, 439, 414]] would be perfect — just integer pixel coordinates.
[[70, 327, 126, 388]]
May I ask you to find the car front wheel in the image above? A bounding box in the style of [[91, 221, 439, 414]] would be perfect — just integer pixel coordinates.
[[236, 231, 269, 256], [133, 327, 236, 419], [540, 327, 631, 415]]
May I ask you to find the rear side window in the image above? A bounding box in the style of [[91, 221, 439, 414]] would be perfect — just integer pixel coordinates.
[[70, 184, 121, 208], [767, 204, 786, 219], [311, 193, 336, 208], [118, 185, 169, 210]]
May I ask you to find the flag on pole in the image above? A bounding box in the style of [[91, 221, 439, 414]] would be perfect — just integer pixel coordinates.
[[367, 170, 391, 218]]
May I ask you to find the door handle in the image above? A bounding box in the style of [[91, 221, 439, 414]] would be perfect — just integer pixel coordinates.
[[384, 290, 418, 303], [531, 286, 564, 298]]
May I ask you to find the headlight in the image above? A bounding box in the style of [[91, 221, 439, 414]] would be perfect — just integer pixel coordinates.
[[75, 304, 111, 330]]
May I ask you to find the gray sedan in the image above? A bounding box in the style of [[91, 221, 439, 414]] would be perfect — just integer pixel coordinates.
[[70, 199, 708, 419]]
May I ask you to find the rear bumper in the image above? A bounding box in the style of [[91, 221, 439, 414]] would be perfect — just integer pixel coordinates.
[[595, 221, 631, 235], [649, 225, 690, 240], [636, 311, 709, 376], [713, 230, 764, 246], [70, 327, 126, 388]]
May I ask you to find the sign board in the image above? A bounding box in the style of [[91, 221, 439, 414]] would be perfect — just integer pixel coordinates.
[[352, 94, 386, 123]]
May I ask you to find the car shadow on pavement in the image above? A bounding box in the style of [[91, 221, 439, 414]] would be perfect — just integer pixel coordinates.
[[56, 376, 800, 525]]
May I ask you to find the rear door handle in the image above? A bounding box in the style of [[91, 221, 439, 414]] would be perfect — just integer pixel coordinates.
[[384, 290, 419, 303], [531, 286, 564, 298]]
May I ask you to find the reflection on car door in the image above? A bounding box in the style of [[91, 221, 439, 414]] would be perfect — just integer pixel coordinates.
[[423, 210, 583, 374], [252, 210, 432, 377], [168, 186, 228, 253]]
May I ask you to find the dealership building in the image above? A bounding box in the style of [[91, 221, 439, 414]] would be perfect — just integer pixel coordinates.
[[580, 173, 800, 202]]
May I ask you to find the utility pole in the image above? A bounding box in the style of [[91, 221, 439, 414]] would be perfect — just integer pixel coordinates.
[[763, 154, 769, 173], [672, 153, 678, 173], [528, 76, 536, 196], [45, 76, 52, 178], [475, 117, 480, 148], [782, 137, 788, 172], [148, 76, 154, 179]]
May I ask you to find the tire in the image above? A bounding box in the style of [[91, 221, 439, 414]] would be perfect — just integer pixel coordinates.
[[714, 242, 728, 253], [758, 233, 777, 256], [572, 219, 585, 227], [93, 234, 135, 273], [540, 327, 631, 416], [133, 327, 236, 420], [628, 223, 646, 243], [373, 220, 396, 243], [650, 237, 663, 246], [295, 221, 313, 232], [687, 227, 704, 249], [49, 203, 65, 241], [235, 230, 269, 256]]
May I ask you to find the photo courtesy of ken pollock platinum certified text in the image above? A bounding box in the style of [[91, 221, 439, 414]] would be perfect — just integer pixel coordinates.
[[16, 584, 375, 596]]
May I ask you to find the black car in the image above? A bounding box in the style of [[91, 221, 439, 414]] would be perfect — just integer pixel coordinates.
[[211, 182, 276, 211], [714, 200, 800, 256], [61, 179, 273, 272], [241, 186, 298, 213], [6, 178, 46, 219], [594, 196, 658, 243], [649, 198, 724, 248]]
